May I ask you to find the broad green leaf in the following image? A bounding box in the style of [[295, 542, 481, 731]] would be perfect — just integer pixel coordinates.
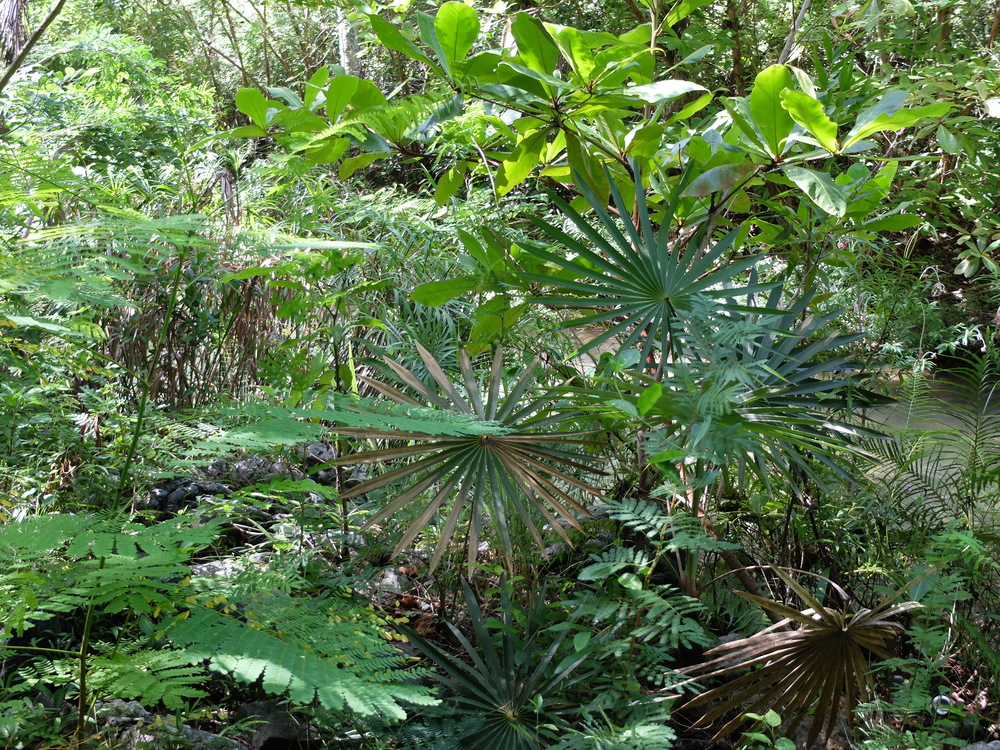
[[434, 165, 466, 205], [410, 277, 478, 306], [304, 65, 330, 109], [467, 300, 528, 354], [666, 91, 713, 124], [845, 100, 952, 147], [682, 163, 755, 198], [339, 153, 386, 180], [351, 79, 389, 110], [625, 124, 664, 159], [326, 75, 360, 121], [627, 79, 707, 104], [722, 97, 770, 156], [230, 125, 267, 138], [511, 13, 559, 74], [749, 65, 795, 158], [859, 214, 924, 232], [638, 382, 663, 415], [852, 88, 908, 130], [666, 0, 716, 26], [554, 27, 596, 80], [783, 165, 847, 216], [496, 130, 547, 196], [304, 137, 350, 165], [268, 86, 303, 108], [566, 131, 609, 204], [435, 2, 479, 65], [937, 125, 959, 155], [235, 88, 273, 129], [367, 14, 437, 70], [781, 89, 838, 153], [6, 315, 72, 334], [417, 12, 449, 74], [271, 108, 327, 133], [618, 572, 643, 590]]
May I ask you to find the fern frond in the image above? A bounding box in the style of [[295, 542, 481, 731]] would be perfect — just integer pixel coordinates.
[[88, 645, 209, 711], [171, 607, 436, 719]]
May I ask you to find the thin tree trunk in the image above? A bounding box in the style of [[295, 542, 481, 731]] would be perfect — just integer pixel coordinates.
[[936, 6, 951, 50], [0, 0, 67, 96], [990, 0, 1000, 46], [777, 0, 810, 64], [337, 5, 356, 75], [726, 0, 746, 94]]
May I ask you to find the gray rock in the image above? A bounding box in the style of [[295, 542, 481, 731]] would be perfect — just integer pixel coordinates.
[[236, 700, 319, 750], [94, 700, 237, 749], [958, 742, 1000, 750]]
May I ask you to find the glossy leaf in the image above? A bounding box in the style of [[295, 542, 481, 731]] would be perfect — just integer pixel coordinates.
[[780, 89, 839, 153], [235, 88, 275, 129], [749, 65, 795, 158], [783, 165, 847, 216], [510, 13, 559, 75], [844, 98, 952, 147], [435, 2, 480, 65], [409, 277, 478, 306], [627, 79, 707, 104]]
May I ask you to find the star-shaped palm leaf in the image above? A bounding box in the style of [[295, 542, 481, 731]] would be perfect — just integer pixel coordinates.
[[338, 345, 604, 572]]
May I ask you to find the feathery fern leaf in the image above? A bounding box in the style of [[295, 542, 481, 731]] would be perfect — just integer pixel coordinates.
[[171, 606, 435, 719]]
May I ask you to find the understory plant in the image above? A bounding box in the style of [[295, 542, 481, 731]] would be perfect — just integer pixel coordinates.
[[0, 513, 436, 746], [397, 579, 595, 750], [677, 567, 923, 747]]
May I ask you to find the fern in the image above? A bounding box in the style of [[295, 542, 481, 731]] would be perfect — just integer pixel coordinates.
[[190, 399, 511, 457], [32, 642, 209, 712], [170, 607, 435, 719], [0, 513, 436, 720]]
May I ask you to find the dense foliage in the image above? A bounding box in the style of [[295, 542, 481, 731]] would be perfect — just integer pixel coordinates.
[[2, 0, 1000, 748]]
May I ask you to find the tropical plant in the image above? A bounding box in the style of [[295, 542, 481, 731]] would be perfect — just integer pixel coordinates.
[[336, 344, 604, 572], [0, 512, 436, 744], [398, 579, 595, 750], [676, 567, 923, 748], [866, 348, 1000, 530]]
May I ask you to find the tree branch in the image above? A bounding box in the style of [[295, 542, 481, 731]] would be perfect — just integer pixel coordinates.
[[0, 0, 68, 96]]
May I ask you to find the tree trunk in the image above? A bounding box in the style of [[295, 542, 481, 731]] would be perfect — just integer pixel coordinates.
[[0, 0, 24, 64]]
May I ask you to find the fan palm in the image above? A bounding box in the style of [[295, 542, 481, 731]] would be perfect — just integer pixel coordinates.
[[399, 579, 594, 750], [338, 345, 603, 572], [522, 166, 774, 373], [676, 567, 922, 748]]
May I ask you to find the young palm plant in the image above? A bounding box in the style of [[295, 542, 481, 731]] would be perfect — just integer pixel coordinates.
[[676, 567, 923, 748], [337, 345, 604, 572], [398, 579, 595, 750]]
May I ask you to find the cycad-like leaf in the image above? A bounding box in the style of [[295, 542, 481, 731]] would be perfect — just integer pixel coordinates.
[[676, 567, 923, 748], [339, 345, 603, 571]]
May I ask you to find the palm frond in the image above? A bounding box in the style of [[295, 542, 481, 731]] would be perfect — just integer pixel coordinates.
[[338, 345, 605, 572], [676, 567, 922, 748]]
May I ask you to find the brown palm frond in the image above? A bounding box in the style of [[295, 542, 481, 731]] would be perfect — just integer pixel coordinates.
[[676, 567, 924, 748]]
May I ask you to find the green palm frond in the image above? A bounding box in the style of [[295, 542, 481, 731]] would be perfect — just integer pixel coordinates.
[[339, 345, 604, 572], [522, 168, 774, 369], [677, 567, 922, 748], [399, 580, 594, 750], [866, 350, 1000, 526]]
